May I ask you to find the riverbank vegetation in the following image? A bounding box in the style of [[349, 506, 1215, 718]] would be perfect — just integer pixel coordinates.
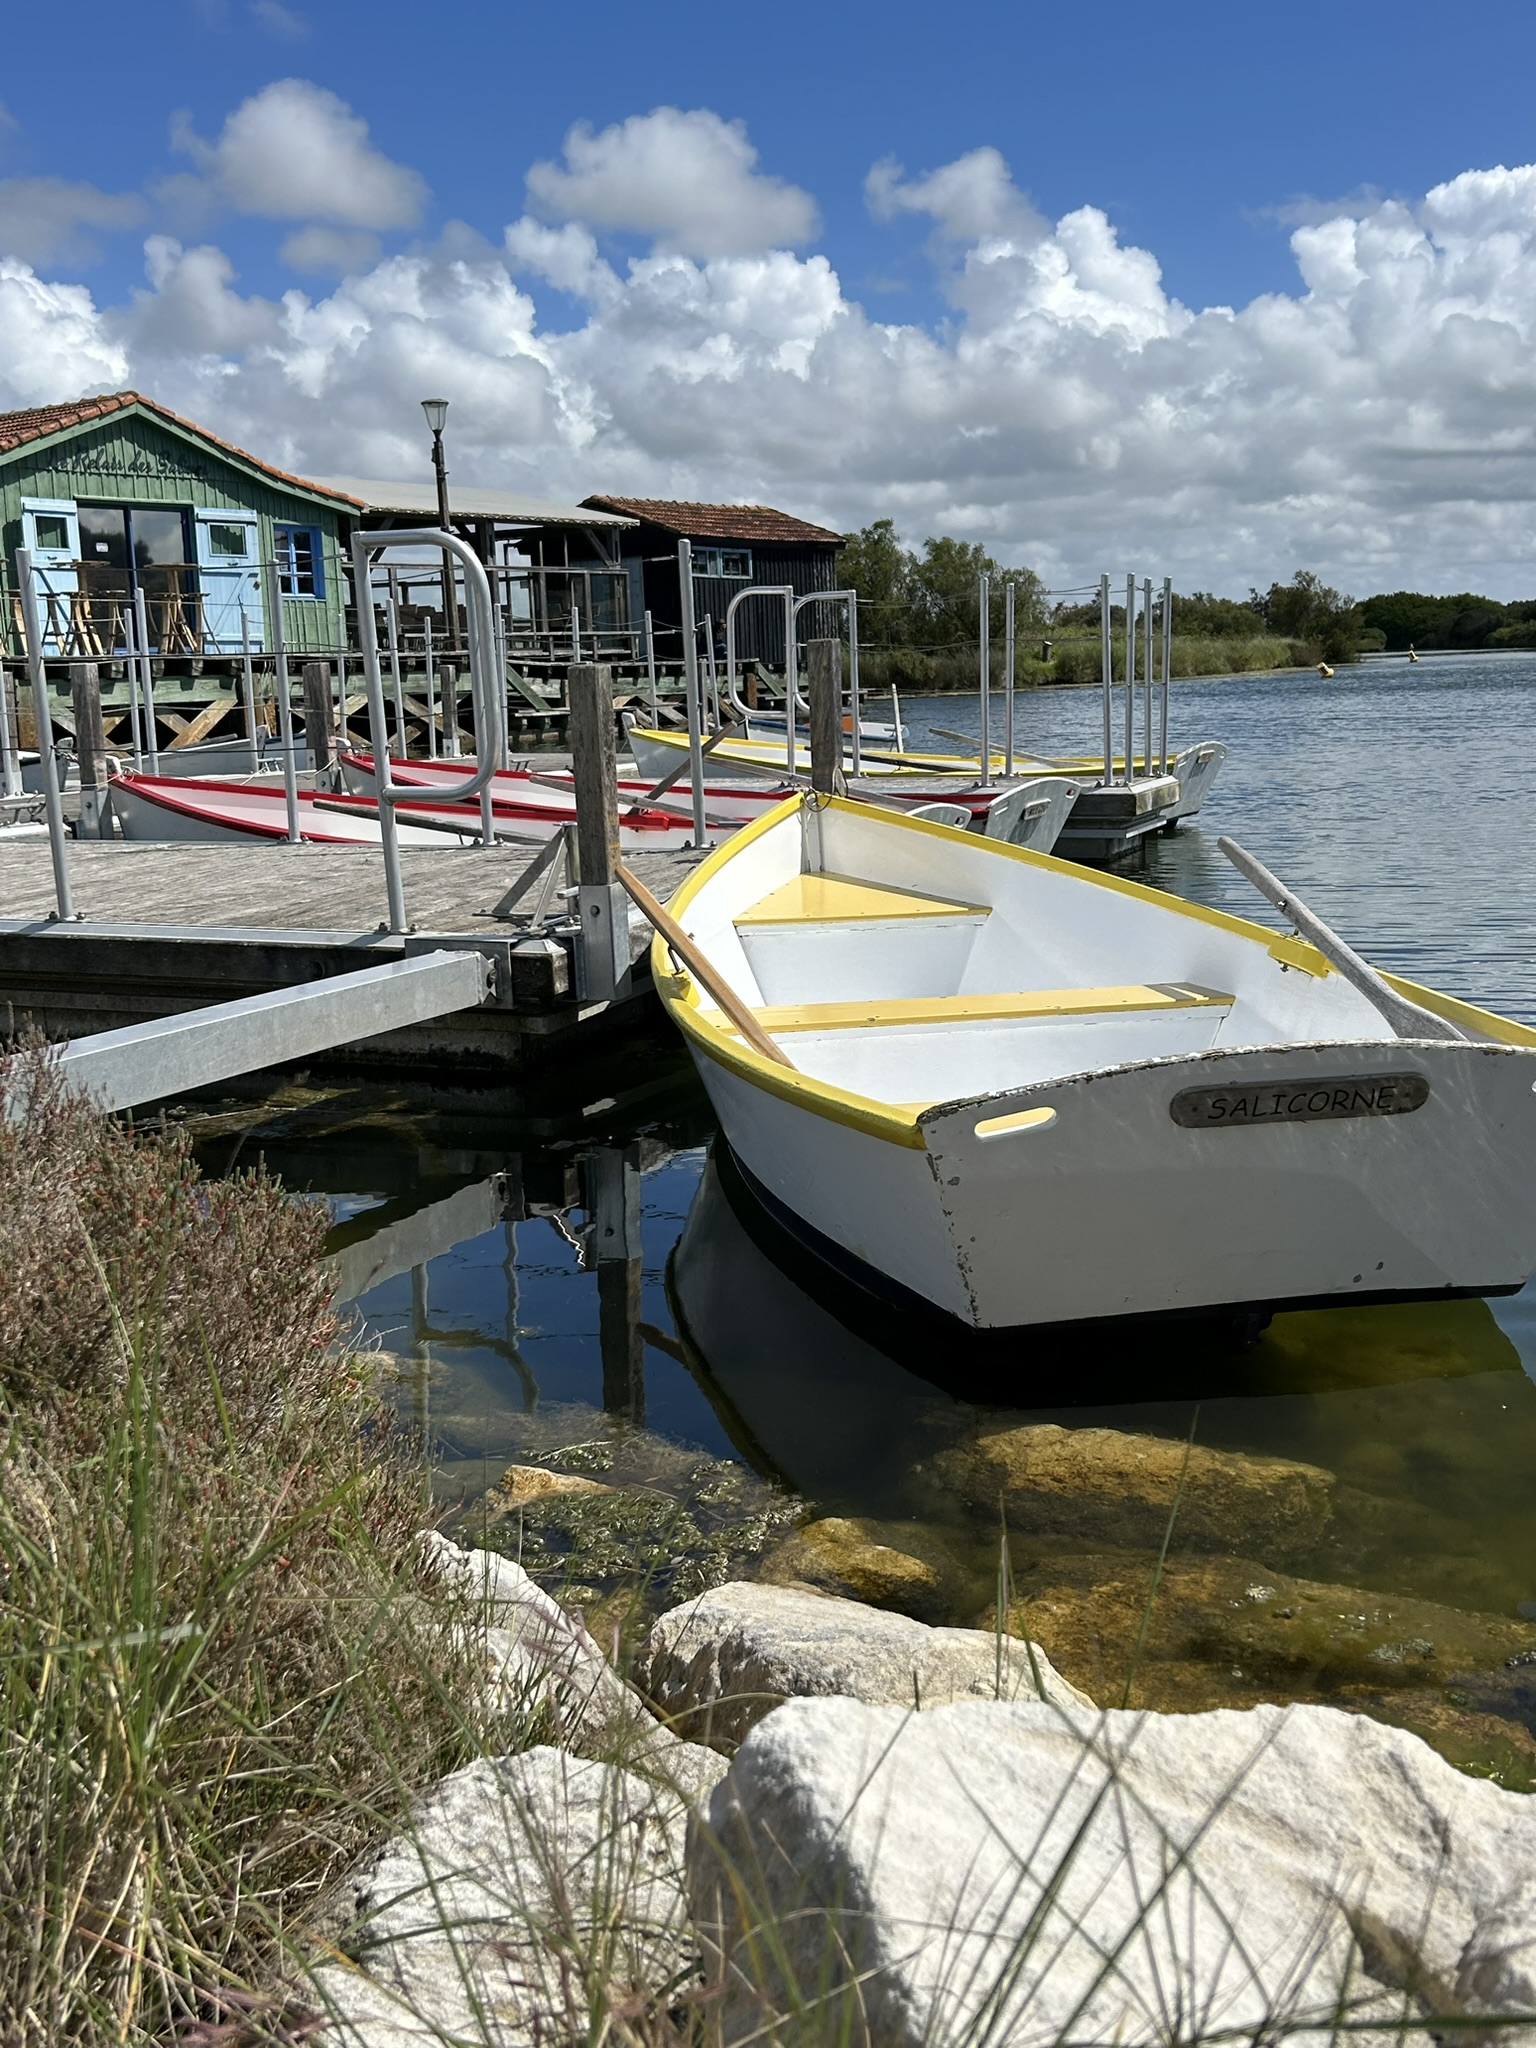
[[0, 1054, 514, 2044], [840, 522, 1536, 685]]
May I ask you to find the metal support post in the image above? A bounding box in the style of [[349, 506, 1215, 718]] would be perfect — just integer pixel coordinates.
[[644, 609, 658, 726], [15, 549, 74, 919], [807, 639, 845, 796], [1099, 572, 1113, 786], [846, 590, 862, 777], [568, 660, 629, 1001], [134, 586, 159, 771], [1003, 578, 1016, 779], [978, 571, 991, 788], [443, 663, 461, 758], [0, 661, 20, 797], [1160, 576, 1173, 775], [240, 612, 259, 772], [1123, 574, 1136, 785], [424, 615, 438, 759], [264, 560, 301, 843], [783, 588, 797, 771], [677, 539, 708, 846], [1142, 576, 1154, 787], [385, 598, 406, 759], [121, 604, 143, 770]]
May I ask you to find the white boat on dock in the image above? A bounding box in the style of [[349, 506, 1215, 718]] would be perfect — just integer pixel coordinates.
[[646, 793, 1536, 1333]]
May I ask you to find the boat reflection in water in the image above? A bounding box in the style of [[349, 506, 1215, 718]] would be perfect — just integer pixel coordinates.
[[669, 1141, 1536, 1636]]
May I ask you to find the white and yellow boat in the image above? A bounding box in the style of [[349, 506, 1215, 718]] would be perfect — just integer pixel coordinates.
[[650, 794, 1536, 1332]]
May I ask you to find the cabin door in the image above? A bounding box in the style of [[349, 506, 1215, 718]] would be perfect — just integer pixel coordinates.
[[194, 512, 264, 652], [19, 498, 79, 655]]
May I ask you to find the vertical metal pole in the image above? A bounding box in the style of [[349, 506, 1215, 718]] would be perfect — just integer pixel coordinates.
[[678, 540, 707, 845], [1003, 579, 1016, 779], [335, 657, 350, 752], [1160, 576, 1172, 775], [1123, 574, 1136, 786], [572, 601, 582, 664], [351, 531, 407, 933], [240, 611, 259, 772], [121, 603, 143, 771], [1099, 572, 1113, 785], [0, 660, 20, 796], [702, 616, 719, 726], [15, 549, 73, 920], [644, 609, 657, 725], [1142, 577, 1154, 784], [890, 680, 903, 752], [783, 589, 797, 772], [495, 601, 512, 770], [134, 586, 159, 771], [847, 592, 862, 777], [978, 572, 991, 788], [386, 598, 406, 759], [263, 560, 301, 843], [424, 616, 438, 759]]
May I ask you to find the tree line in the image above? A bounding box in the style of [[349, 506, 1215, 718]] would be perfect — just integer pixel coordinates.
[[837, 519, 1536, 669]]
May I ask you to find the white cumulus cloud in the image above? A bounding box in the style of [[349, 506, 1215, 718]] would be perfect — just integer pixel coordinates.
[[171, 78, 427, 229], [8, 114, 1536, 595], [525, 108, 819, 259], [0, 178, 145, 267]]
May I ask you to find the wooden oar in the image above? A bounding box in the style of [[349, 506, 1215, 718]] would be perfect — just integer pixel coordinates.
[[1218, 836, 1473, 1042], [616, 862, 793, 1068]]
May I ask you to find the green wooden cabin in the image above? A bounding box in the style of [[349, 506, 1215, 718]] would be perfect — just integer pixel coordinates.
[[0, 391, 358, 664]]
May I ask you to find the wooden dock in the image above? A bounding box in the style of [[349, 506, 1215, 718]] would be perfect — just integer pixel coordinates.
[[0, 838, 703, 1075]]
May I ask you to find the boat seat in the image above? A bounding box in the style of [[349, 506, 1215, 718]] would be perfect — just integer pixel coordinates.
[[734, 872, 990, 926], [727, 983, 1235, 1036]]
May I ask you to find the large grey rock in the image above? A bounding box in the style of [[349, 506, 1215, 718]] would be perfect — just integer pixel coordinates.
[[692, 1697, 1536, 2048], [641, 1581, 1093, 1747], [420, 1533, 727, 1797], [310, 1748, 694, 2046]]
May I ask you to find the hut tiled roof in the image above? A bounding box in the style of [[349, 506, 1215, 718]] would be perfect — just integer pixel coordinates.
[[582, 495, 840, 545], [0, 391, 362, 506]]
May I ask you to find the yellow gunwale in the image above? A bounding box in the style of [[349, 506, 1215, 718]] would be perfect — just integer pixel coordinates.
[[650, 793, 1536, 1149]]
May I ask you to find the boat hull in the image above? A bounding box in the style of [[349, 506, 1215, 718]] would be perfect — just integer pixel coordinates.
[[685, 1033, 1536, 1330]]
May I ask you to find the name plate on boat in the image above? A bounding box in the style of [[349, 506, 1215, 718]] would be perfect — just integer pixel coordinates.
[[1170, 1072, 1430, 1129]]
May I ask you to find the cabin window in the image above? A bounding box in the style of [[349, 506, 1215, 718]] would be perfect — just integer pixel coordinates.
[[207, 521, 250, 558], [33, 514, 71, 552], [694, 546, 751, 578], [274, 524, 323, 598]]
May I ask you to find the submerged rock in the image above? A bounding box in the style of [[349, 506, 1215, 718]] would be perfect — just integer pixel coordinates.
[[931, 1421, 1334, 1555], [641, 1581, 1092, 1749], [491, 1462, 615, 1509], [310, 1747, 694, 2047], [692, 1697, 1536, 2048], [757, 1516, 945, 1610]]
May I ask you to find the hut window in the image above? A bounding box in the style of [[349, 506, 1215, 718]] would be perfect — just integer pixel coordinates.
[[695, 546, 751, 578], [274, 524, 323, 598], [33, 514, 70, 552], [207, 522, 250, 558]]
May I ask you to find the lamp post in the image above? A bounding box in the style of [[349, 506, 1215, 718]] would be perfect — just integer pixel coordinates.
[[421, 397, 461, 652]]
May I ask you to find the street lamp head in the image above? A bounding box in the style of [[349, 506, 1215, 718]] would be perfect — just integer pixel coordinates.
[[420, 397, 449, 437]]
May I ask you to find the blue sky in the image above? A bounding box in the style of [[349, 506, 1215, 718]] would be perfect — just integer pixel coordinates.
[[4, 0, 1536, 591]]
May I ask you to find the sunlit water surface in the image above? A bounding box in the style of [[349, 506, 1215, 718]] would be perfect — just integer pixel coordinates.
[[183, 655, 1536, 1783]]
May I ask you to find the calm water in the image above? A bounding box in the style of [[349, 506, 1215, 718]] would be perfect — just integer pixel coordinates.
[[182, 653, 1536, 1781]]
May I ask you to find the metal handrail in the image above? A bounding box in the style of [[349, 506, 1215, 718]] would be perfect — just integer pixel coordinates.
[[352, 528, 507, 933], [15, 548, 74, 919], [722, 584, 794, 727]]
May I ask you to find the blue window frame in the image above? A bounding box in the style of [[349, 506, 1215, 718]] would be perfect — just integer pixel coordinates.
[[274, 524, 324, 599]]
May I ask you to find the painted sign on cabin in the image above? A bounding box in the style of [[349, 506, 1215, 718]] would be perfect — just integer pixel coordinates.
[[0, 392, 359, 661]]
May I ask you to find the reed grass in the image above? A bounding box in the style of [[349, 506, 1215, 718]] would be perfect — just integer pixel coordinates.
[[0, 1053, 520, 2044]]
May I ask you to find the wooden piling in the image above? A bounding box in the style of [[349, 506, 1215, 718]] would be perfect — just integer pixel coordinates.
[[71, 662, 110, 839], [807, 638, 845, 796], [302, 660, 334, 770], [567, 663, 619, 886]]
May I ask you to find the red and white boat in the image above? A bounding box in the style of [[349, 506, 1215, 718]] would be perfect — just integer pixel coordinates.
[[336, 749, 792, 828], [108, 772, 705, 850]]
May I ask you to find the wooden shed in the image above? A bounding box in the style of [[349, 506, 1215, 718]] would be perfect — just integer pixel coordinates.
[[578, 496, 842, 667], [0, 392, 359, 663]]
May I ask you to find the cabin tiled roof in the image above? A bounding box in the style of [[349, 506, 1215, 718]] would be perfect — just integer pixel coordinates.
[[582, 495, 841, 546], [0, 391, 363, 507]]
